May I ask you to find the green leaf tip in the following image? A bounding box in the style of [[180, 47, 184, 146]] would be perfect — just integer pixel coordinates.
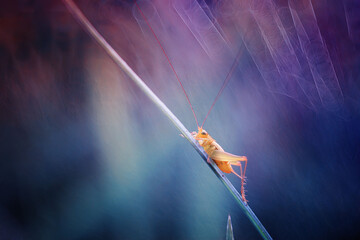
[[226, 214, 235, 240]]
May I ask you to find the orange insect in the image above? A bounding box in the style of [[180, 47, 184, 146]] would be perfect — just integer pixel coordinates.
[[192, 127, 248, 202], [135, 2, 248, 203]]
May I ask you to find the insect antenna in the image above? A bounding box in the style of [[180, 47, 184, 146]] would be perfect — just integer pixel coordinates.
[[135, 2, 199, 128], [201, 46, 244, 128]]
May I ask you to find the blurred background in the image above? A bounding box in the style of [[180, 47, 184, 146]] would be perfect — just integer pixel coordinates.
[[1, 0, 360, 239]]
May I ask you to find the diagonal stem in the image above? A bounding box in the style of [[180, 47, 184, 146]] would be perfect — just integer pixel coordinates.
[[62, 1, 272, 239]]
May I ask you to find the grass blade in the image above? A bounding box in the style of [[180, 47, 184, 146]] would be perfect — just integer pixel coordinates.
[[62, 1, 272, 239], [226, 214, 235, 240]]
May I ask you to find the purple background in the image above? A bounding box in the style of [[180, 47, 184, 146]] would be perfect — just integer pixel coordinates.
[[1, 0, 360, 239]]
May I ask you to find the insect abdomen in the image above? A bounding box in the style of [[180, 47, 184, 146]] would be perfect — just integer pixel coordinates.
[[214, 160, 232, 173]]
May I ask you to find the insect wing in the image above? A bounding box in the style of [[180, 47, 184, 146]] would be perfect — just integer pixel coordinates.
[[212, 150, 247, 163]]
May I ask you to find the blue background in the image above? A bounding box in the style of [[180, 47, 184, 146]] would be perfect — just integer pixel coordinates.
[[1, 0, 359, 239]]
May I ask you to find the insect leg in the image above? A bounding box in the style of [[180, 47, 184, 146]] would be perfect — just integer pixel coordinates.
[[230, 166, 243, 179], [232, 161, 248, 203]]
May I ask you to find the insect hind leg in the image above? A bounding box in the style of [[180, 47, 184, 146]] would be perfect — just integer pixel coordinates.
[[230, 167, 243, 179], [231, 161, 248, 203]]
